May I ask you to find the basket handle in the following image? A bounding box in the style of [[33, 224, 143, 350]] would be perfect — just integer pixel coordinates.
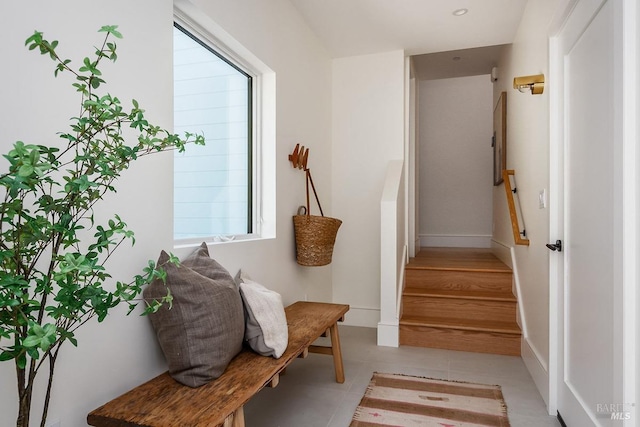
[[289, 144, 324, 217], [305, 169, 324, 217]]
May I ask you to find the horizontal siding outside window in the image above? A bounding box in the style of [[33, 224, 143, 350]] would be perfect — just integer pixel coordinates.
[[173, 23, 253, 240]]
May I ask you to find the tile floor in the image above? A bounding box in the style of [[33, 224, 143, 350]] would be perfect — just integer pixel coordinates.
[[244, 325, 561, 427]]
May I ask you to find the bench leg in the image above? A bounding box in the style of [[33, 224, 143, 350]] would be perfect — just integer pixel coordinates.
[[223, 406, 245, 427], [328, 323, 345, 383]]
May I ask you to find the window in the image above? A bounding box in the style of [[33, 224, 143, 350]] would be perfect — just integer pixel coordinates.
[[173, 22, 253, 241]]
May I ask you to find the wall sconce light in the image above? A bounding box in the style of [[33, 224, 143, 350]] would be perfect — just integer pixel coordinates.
[[513, 74, 545, 95]]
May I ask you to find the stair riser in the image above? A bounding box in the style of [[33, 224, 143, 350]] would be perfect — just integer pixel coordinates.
[[399, 324, 521, 356], [405, 269, 513, 292], [402, 296, 516, 323]]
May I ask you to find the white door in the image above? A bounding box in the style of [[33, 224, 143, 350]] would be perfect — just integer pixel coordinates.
[[552, 0, 632, 425]]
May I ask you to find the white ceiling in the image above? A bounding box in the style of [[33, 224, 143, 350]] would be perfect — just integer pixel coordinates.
[[288, 0, 528, 80]]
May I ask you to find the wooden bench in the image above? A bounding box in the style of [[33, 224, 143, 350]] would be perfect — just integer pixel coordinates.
[[87, 301, 349, 427]]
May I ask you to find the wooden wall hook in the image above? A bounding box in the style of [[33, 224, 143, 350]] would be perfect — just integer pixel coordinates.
[[288, 143, 309, 170]]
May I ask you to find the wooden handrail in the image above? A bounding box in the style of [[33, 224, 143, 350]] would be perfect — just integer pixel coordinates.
[[502, 169, 530, 246]]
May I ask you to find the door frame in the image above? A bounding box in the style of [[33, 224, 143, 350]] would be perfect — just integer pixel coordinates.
[[548, 0, 639, 421]]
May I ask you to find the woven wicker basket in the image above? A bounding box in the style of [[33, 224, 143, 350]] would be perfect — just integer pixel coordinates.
[[293, 214, 342, 266], [289, 144, 342, 266]]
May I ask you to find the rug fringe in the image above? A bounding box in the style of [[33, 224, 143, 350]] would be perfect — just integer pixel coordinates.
[[373, 371, 501, 388]]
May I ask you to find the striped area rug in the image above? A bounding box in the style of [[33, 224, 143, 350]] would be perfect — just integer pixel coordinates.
[[350, 372, 510, 426]]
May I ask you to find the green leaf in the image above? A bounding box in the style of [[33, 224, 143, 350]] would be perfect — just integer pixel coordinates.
[[16, 353, 27, 370], [18, 164, 34, 177], [26, 347, 40, 360], [24, 31, 43, 48], [0, 351, 15, 362], [90, 76, 103, 89], [22, 335, 41, 348], [59, 330, 78, 347], [99, 25, 123, 39], [29, 148, 40, 164]]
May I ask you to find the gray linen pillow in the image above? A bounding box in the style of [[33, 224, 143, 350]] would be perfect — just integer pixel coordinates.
[[143, 249, 244, 388], [182, 243, 238, 291]]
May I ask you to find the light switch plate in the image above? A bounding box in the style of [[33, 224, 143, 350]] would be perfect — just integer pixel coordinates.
[[539, 189, 547, 209]]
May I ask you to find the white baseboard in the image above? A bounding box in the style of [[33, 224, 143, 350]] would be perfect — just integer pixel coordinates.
[[521, 337, 550, 411], [420, 234, 492, 248], [490, 239, 513, 268], [342, 306, 380, 328], [377, 321, 399, 347]]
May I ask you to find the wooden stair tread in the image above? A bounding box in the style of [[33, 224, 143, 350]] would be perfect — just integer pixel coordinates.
[[403, 288, 516, 302], [400, 314, 521, 335], [406, 264, 511, 273], [407, 248, 511, 273]]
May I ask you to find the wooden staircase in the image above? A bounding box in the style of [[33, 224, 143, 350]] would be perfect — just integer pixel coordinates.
[[399, 247, 521, 356]]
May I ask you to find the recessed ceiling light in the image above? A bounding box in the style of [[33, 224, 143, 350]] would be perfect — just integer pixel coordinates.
[[452, 8, 468, 16]]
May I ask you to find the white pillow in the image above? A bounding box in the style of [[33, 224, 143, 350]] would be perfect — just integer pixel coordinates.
[[238, 278, 288, 358]]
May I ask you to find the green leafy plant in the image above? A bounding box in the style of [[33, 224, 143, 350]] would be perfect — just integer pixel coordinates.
[[0, 26, 203, 427]]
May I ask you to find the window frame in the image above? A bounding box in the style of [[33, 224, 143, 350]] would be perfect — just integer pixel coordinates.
[[172, 14, 263, 246]]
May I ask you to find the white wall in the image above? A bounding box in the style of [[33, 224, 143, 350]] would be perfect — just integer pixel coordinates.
[[331, 50, 405, 327], [491, 0, 557, 406], [637, 0, 640, 412], [418, 75, 494, 248], [0, 1, 332, 425], [407, 59, 420, 257]]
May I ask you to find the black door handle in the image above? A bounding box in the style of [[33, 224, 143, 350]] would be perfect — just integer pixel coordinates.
[[546, 240, 562, 252]]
